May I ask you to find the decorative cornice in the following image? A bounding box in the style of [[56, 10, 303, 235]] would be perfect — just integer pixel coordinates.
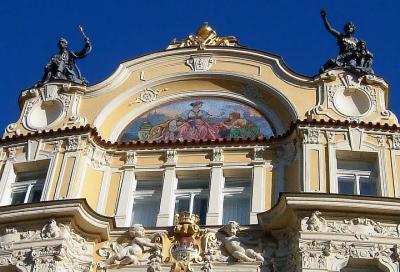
[[1, 119, 399, 150], [258, 192, 400, 231], [0, 198, 114, 241]]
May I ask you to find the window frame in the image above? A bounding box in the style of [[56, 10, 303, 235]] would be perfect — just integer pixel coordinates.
[[173, 177, 210, 224], [10, 174, 46, 204], [222, 176, 252, 224], [334, 153, 381, 196], [131, 178, 162, 227]]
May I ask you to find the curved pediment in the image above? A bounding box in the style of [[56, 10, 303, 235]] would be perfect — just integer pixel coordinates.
[[87, 46, 314, 96], [84, 46, 317, 141]]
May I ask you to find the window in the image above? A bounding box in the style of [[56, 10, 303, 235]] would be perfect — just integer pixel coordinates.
[[131, 178, 162, 227], [10, 169, 47, 205], [174, 177, 209, 225], [222, 177, 251, 224], [336, 152, 378, 196]]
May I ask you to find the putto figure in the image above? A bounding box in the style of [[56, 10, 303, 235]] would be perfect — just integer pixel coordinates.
[[217, 221, 264, 263], [320, 10, 374, 74], [101, 224, 162, 266], [41, 25, 92, 85]]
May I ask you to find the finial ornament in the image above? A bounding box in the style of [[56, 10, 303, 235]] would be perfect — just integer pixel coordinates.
[[167, 22, 240, 50], [320, 10, 374, 74], [40, 25, 92, 85]]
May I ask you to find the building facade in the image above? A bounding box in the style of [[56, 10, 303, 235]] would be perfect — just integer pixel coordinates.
[[1, 23, 400, 272]]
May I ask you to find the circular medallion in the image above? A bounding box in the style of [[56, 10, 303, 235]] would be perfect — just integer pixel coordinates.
[[333, 88, 371, 117]]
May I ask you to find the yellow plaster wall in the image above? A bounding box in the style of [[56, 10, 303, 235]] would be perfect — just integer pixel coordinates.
[[105, 171, 122, 216], [136, 154, 164, 166], [223, 151, 251, 163], [177, 153, 209, 165], [265, 167, 273, 210], [395, 155, 400, 196], [81, 167, 104, 210], [70, 156, 85, 197], [48, 153, 64, 200], [324, 146, 330, 193], [385, 149, 395, 197], [309, 149, 320, 192], [59, 157, 76, 199]]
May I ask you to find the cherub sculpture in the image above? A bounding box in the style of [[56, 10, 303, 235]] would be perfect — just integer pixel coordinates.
[[41, 219, 60, 239], [103, 224, 162, 266], [305, 211, 326, 232], [216, 221, 264, 263]]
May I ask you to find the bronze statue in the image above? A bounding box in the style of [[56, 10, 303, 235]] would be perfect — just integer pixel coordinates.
[[41, 25, 92, 85], [320, 10, 374, 74]]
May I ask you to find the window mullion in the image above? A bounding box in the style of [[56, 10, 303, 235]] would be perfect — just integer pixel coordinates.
[[189, 193, 195, 215], [24, 184, 33, 203], [355, 174, 361, 195]]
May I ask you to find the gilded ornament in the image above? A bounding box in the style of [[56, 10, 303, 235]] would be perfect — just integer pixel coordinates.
[[167, 22, 239, 50]]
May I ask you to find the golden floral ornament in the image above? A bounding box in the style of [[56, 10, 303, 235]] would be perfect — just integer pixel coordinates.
[[167, 22, 240, 50]]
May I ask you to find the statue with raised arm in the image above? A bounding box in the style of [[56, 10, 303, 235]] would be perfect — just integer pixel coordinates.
[[41, 25, 92, 85], [320, 10, 374, 74]]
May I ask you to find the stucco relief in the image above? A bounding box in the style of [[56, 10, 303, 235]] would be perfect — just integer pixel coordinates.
[[216, 221, 264, 263], [124, 151, 137, 165], [302, 211, 327, 232], [165, 150, 177, 165], [97, 213, 267, 272], [390, 134, 400, 150], [66, 136, 83, 151], [98, 224, 161, 269], [5, 83, 87, 136], [212, 148, 224, 163], [23, 88, 72, 131], [301, 211, 400, 240], [299, 239, 400, 271], [186, 55, 215, 72], [308, 70, 397, 124], [302, 128, 320, 144], [134, 88, 166, 104], [0, 219, 93, 272]]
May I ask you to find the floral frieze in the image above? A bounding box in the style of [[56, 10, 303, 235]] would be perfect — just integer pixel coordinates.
[[302, 211, 400, 240]]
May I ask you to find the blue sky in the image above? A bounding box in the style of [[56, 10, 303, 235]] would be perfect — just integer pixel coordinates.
[[0, 0, 399, 132]]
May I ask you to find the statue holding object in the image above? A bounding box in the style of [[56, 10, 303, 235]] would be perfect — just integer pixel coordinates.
[[320, 10, 374, 74], [41, 25, 92, 85]]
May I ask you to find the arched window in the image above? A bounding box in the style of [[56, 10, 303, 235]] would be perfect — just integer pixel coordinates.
[[119, 98, 274, 142]]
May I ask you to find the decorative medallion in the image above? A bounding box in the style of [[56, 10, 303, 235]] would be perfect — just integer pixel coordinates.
[[134, 88, 167, 104]]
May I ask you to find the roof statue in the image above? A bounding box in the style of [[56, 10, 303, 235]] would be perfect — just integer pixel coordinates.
[[40, 25, 92, 85], [167, 22, 240, 50], [320, 10, 374, 74]]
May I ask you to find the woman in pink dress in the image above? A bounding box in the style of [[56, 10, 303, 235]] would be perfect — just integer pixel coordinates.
[[176, 101, 223, 141]]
